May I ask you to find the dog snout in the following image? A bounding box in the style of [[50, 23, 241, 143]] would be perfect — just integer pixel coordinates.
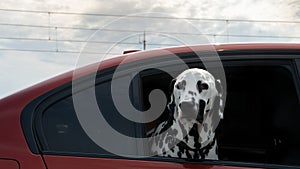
[[179, 101, 197, 118]]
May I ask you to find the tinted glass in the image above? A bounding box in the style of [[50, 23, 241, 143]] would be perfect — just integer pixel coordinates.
[[218, 65, 300, 166], [41, 76, 138, 154]]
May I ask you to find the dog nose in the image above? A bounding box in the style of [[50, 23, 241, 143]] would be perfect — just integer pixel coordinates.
[[179, 101, 196, 117]]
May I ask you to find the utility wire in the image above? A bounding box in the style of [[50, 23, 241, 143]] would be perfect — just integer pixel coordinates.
[[1, 8, 300, 24], [0, 37, 181, 46], [0, 48, 120, 55], [1, 8, 300, 54], [0, 23, 299, 39], [0, 32, 299, 45]]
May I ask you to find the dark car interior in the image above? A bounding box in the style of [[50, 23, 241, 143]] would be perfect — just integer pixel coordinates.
[[139, 64, 300, 166]]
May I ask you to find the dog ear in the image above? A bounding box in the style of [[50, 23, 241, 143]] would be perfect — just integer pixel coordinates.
[[167, 94, 176, 117], [210, 79, 224, 132], [215, 79, 224, 119], [169, 78, 176, 95], [167, 79, 176, 118], [215, 79, 222, 94]]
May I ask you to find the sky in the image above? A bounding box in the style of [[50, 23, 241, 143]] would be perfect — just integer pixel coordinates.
[[1, 0, 300, 98]]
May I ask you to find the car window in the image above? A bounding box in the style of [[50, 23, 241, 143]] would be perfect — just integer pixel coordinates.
[[139, 60, 300, 167], [39, 74, 140, 155]]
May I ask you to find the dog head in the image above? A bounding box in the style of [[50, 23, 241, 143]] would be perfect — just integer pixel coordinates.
[[168, 68, 223, 132]]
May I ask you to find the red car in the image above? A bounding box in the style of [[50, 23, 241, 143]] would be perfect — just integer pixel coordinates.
[[1, 43, 300, 169]]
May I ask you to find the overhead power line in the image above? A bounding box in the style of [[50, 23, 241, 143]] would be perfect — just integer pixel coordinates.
[[1, 8, 300, 24], [1, 31, 300, 46], [1, 22, 300, 40], [0, 48, 120, 55], [1, 8, 300, 53], [1, 22, 299, 39], [0, 37, 180, 46]]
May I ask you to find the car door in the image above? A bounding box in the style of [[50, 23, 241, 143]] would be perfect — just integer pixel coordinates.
[[22, 51, 300, 169]]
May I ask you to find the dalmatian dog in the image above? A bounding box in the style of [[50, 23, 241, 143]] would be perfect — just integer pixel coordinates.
[[150, 68, 224, 160]]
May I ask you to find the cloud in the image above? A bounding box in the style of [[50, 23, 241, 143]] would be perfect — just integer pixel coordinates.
[[0, 51, 74, 98], [1, 0, 300, 98]]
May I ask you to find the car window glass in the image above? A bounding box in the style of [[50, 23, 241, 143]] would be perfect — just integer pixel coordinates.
[[218, 65, 300, 166], [41, 75, 138, 155]]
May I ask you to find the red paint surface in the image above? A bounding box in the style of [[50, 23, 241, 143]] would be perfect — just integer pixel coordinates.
[[0, 159, 19, 169], [0, 43, 299, 169], [44, 155, 263, 169], [0, 89, 47, 169]]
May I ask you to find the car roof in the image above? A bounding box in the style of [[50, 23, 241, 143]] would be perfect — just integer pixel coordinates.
[[1, 43, 300, 107]]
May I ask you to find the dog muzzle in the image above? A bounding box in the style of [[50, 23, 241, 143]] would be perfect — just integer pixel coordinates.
[[179, 100, 205, 124]]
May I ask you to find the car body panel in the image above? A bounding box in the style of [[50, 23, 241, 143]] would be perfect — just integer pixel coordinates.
[[0, 159, 19, 169], [1, 43, 300, 169], [43, 155, 263, 169], [0, 91, 46, 169]]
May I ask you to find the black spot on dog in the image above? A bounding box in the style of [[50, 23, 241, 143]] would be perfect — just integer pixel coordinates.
[[186, 149, 192, 159], [188, 91, 196, 96], [196, 100, 206, 123], [193, 151, 199, 159], [197, 81, 209, 93], [178, 144, 184, 153], [176, 80, 186, 90], [200, 153, 205, 159], [183, 135, 189, 143], [207, 99, 210, 104], [201, 83, 209, 90], [177, 151, 182, 158], [189, 124, 201, 150]]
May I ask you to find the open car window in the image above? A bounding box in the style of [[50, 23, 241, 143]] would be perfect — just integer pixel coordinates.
[[138, 60, 300, 167]]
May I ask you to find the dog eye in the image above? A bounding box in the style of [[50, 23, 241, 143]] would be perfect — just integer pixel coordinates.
[[201, 83, 209, 90], [197, 81, 209, 92], [176, 83, 183, 90], [176, 80, 186, 90]]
